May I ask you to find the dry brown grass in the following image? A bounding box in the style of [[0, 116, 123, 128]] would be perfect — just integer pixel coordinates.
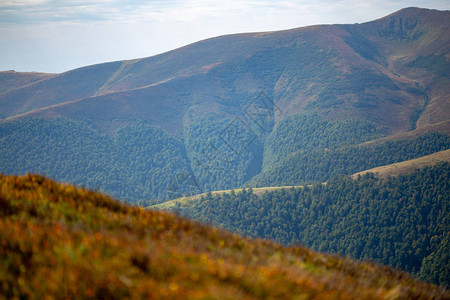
[[351, 149, 450, 179], [2, 173, 448, 299]]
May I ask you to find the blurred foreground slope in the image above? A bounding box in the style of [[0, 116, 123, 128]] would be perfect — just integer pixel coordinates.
[[0, 173, 448, 299]]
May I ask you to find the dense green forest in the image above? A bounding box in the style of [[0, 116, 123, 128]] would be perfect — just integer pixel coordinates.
[[0, 118, 191, 203], [184, 113, 390, 192], [262, 113, 387, 168], [184, 117, 263, 192], [1, 116, 449, 204], [172, 163, 450, 286], [249, 132, 450, 187]]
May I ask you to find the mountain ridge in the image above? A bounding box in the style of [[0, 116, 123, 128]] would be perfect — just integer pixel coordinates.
[[1, 7, 449, 134], [1, 6, 449, 201]]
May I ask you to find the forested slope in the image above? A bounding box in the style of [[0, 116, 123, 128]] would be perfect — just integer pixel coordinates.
[[169, 163, 450, 286], [1, 117, 448, 204], [248, 132, 450, 187], [1, 8, 449, 202], [351, 149, 450, 178], [0, 118, 192, 202]]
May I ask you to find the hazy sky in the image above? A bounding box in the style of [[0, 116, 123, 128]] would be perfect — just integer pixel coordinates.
[[0, 0, 448, 73]]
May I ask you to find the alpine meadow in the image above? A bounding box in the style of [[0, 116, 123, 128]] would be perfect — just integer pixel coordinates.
[[0, 6, 449, 298]]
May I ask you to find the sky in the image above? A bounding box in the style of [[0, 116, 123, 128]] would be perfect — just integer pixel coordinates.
[[0, 0, 449, 73]]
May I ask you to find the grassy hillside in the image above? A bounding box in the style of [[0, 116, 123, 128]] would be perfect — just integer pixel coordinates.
[[165, 163, 450, 286], [1, 8, 449, 134], [152, 185, 306, 210], [0, 71, 55, 95], [352, 149, 450, 178], [1, 173, 448, 299]]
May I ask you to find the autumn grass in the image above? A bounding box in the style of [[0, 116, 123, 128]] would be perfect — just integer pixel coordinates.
[[0, 173, 448, 299]]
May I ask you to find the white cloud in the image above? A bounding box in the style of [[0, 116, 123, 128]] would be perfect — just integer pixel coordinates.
[[0, 0, 48, 6], [1, 0, 447, 25]]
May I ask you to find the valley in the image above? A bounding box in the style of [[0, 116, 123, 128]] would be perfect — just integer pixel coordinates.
[[154, 148, 450, 210], [160, 163, 450, 286], [1, 8, 449, 204], [1, 6, 449, 291]]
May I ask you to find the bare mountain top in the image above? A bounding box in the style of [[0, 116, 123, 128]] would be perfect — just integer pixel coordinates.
[[0, 70, 55, 95], [1, 7, 449, 135]]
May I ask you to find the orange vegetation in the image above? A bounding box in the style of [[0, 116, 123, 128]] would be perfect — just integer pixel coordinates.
[[0, 173, 447, 299]]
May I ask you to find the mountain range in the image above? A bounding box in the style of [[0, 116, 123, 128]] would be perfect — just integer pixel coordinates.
[[1, 6, 449, 289], [1, 7, 449, 133], [1, 7, 449, 203]]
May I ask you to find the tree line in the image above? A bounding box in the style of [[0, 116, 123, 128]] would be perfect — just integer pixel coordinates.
[[174, 163, 450, 286]]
